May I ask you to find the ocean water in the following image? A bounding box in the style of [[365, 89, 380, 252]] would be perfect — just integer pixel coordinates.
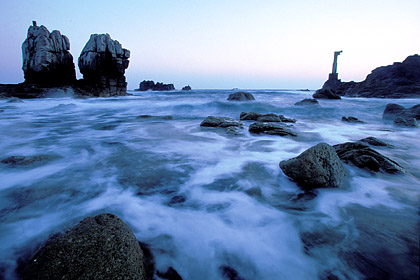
[[0, 90, 418, 279]]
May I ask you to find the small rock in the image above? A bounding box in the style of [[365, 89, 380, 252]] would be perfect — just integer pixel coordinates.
[[182, 85, 192, 91], [239, 112, 296, 123], [294, 98, 319, 106], [341, 116, 364, 123], [312, 89, 341, 99], [257, 113, 281, 122], [200, 116, 242, 128], [157, 267, 183, 280], [7, 97, 23, 103], [227, 92, 255, 101], [394, 116, 418, 127], [278, 115, 297, 123], [249, 122, 297, 137], [219, 265, 245, 280], [359, 137, 391, 147], [239, 112, 261, 121]]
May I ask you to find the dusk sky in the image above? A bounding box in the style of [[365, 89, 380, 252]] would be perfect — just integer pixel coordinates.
[[0, 0, 419, 89]]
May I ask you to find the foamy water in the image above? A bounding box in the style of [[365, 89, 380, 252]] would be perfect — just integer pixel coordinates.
[[0, 90, 418, 279]]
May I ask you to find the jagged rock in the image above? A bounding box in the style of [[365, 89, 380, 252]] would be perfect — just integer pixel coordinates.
[[21, 22, 76, 85], [227, 92, 255, 101], [359, 137, 391, 147], [394, 116, 418, 127], [23, 213, 147, 280], [182, 85, 192, 91], [200, 116, 242, 128], [137, 80, 175, 91], [78, 34, 130, 97], [382, 103, 420, 120], [279, 143, 345, 189], [333, 142, 403, 173], [239, 112, 296, 123], [249, 122, 297, 137], [341, 116, 364, 123], [294, 99, 319, 106], [312, 88, 341, 99]]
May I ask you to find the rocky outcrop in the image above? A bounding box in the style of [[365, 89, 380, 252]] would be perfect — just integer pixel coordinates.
[[333, 142, 403, 174], [137, 80, 175, 91], [382, 104, 420, 120], [312, 88, 341, 99], [240, 112, 296, 123], [200, 116, 242, 128], [341, 116, 364, 123], [294, 99, 319, 106], [77, 34, 130, 97], [249, 122, 297, 137], [279, 143, 345, 189], [23, 213, 147, 280], [320, 54, 420, 98], [22, 22, 76, 85], [227, 92, 255, 101], [182, 85, 192, 91]]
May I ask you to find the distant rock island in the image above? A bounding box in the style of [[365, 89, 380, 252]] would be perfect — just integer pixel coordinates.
[[318, 54, 420, 98], [136, 80, 175, 91], [0, 21, 130, 98], [182, 85, 192, 91]]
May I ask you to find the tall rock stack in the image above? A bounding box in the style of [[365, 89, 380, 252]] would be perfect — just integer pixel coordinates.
[[78, 34, 130, 96], [21, 21, 76, 85]]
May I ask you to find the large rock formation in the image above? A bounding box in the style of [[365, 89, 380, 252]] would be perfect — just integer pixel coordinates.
[[23, 213, 147, 280], [320, 54, 420, 98], [77, 34, 130, 97], [136, 80, 175, 91], [21, 21, 76, 85], [279, 143, 345, 189]]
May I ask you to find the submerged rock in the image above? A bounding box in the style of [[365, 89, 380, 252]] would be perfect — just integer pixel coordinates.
[[294, 98, 319, 106], [333, 142, 403, 173], [23, 213, 147, 280], [1, 155, 57, 167], [394, 116, 418, 128], [227, 91, 255, 101], [249, 122, 297, 137], [279, 143, 345, 189], [382, 103, 420, 121], [137, 80, 175, 91], [200, 116, 242, 128], [312, 88, 341, 99], [341, 116, 364, 123]]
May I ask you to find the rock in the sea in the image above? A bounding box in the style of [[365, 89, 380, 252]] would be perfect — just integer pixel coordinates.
[[359, 137, 391, 147], [341, 116, 364, 123], [200, 116, 242, 128], [239, 112, 296, 123], [182, 85, 192, 91], [22, 22, 76, 85], [279, 143, 345, 189], [394, 116, 418, 128], [23, 213, 147, 280], [227, 91, 255, 101], [1, 155, 57, 167], [137, 80, 175, 91], [157, 267, 183, 280], [333, 142, 403, 173], [294, 98, 319, 106], [312, 88, 341, 99], [249, 122, 297, 137], [382, 103, 420, 121], [77, 33, 130, 97]]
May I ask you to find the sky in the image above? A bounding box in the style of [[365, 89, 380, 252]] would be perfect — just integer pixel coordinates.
[[0, 0, 419, 89]]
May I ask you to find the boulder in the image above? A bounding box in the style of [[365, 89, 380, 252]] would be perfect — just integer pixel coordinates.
[[23, 213, 147, 280], [312, 88, 341, 99], [239, 112, 296, 123], [394, 116, 418, 128], [359, 137, 391, 147], [279, 143, 345, 189], [294, 98, 319, 106], [333, 142, 403, 173], [249, 122, 297, 137], [341, 116, 364, 123], [77, 33, 130, 97], [200, 116, 242, 128], [137, 80, 175, 91], [227, 92, 255, 101], [21, 22, 76, 85], [182, 85, 192, 91], [382, 103, 420, 121]]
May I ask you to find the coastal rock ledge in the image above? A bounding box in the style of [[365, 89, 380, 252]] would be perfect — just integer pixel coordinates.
[[23, 213, 147, 280]]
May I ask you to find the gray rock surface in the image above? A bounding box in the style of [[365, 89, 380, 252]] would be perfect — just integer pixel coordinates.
[[200, 116, 242, 128], [279, 143, 345, 189], [23, 213, 147, 280], [249, 122, 297, 137], [294, 98, 319, 106], [333, 142, 403, 173], [227, 92, 255, 101], [78, 34, 130, 97], [22, 23, 76, 84]]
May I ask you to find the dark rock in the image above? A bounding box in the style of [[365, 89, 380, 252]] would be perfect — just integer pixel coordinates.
[[22, 23, 76, 85], [137, 80, 175, 91], [239, 112, 261, 121], [200, 116, 242, 128], [278, 115, 297, 123], [23, 213, 147, 280], [138, 242, 155, 280], [157, 267, 183, 280], [1, 155, 57, 167], [359, 137, 391, 147], [136, 115, 173, 120], [219, 265, 245, 280], [312, 88, 341, 99], [227, 91, 255, 101], [333, 142, 403, 173], [383, 103, 420, 121], [7, 97, 24, 103], [181, 85, 192, 91], [394, 116, 418, 128], [239, 112, 296, 123], [256, 113, 281, 122], [294, 98, 319, 106], [279, 143, 345, 189], [249, 122, 297, 137], [168, 195, 186, 205], [341, 116, 364, 123]]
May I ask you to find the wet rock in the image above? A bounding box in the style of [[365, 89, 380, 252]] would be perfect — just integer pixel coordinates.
[[227, 91, 255, 101], [168, 195, 186, 205], [136, 115, 174, 120], [200, 116, 242, 128], [278, 115, 297, 123], [359, 137, 391, 147], [312, 88, 341, 99], [333, 142, 403, 173], [383, 103, 420, 121], [1, 155, 57, 167], [137, 80, 175, 91], [157, 267, 183, 280], [341, 116, 364, 123], [279, 143, 345, 189], [394, 116, 418, 127], [239, 112, 296, 123], [22, 22, 76, 85], [249, 122, 297, 137], [219, 265, 245, 280], [239, 112, 261, 121], [294, 98, 319, 106], [182, 85, 192, 91], [7, 97, 24, 103], [23, 213, 147, 280]]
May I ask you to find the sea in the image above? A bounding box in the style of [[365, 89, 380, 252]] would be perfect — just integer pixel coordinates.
[[0, 89, 419, 279]]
